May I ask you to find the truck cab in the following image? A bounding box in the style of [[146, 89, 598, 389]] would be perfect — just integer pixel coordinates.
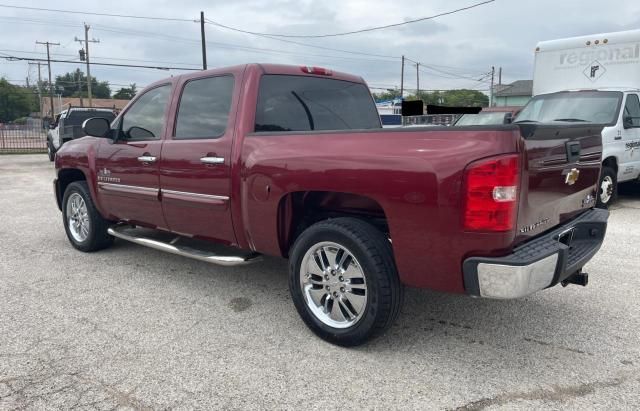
[[528, 29, 640, 206], [47, 107, 116, 161]]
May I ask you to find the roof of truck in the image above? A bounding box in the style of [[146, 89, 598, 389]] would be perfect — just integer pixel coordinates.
[[144, 63, 366, 90]]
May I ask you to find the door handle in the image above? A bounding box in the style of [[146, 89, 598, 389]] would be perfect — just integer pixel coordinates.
[[200, 156, 225, 165], [137, 155, 157, 164]]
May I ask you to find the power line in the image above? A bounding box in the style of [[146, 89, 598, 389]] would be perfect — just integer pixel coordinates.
[[0, 3, 196, 22], [1, 54, 200, 71], [204, 0, 495, 38]]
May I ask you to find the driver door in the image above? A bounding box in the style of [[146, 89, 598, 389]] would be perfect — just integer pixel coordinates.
[[95, 83, 172, 228], [620, 93, 640, 179]]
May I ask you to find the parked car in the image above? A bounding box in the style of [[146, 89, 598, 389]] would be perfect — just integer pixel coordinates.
[[53, 63, 609, 346], [454, 107, 521, 126], [527, 29, 640, 207], [47, 107, 116, 161]]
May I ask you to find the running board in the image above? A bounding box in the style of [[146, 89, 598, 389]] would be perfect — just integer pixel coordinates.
[[107, 225, 261, 266]]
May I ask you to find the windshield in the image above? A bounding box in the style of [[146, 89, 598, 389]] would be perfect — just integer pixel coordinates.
[[66, 111, 116, 127], [455, 112, 507, 126], [515, 91, 622, 124]]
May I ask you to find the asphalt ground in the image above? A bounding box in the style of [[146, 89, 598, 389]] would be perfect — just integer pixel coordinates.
[[1, 154, 639, 410]]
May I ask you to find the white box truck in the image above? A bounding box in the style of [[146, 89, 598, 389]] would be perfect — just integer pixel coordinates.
[[516, 29, 640, 207]]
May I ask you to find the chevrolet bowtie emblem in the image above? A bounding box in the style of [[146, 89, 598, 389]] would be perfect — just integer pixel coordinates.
[[565, 168, 580, 185]]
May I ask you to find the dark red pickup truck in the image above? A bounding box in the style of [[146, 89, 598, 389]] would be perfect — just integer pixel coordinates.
[[54, 63, 609, 346]]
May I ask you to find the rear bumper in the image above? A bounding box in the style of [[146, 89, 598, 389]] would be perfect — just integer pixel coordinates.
[[463, 208, 609, 299]]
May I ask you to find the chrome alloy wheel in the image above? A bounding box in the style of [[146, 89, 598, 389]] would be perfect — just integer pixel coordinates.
[[600, 175, 614, 204], [66, 192, 90, 242], [300, 241, 368, 329]]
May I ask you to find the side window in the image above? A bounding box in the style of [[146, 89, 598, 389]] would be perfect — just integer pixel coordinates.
[[121, 85, 171, 140], [624, 94, 640, 127], [175, 76, 234, 139], [254, 75, 381, 132]]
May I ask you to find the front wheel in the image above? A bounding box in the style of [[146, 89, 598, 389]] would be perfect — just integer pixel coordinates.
[[596, 166, 616, 209], [62, 181, 114, 252], [289, 218, 403, 346]]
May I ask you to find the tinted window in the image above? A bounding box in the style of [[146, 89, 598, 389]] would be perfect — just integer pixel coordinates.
[[175, 76, 234, 139], [515, 91, 622, 125], [624, 94, 640, 127], [121, 85, 171, 140], [255, 75, 381, 132]]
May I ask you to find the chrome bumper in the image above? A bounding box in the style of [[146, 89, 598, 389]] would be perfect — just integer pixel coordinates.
[[463, 208, 609, 299]]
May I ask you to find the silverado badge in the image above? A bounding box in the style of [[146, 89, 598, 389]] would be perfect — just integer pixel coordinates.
[[564, 168, 580, 186]]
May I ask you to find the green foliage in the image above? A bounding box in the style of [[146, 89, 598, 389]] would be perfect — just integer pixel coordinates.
[[53, 69, 111, 99], [112, 84, 137, 100], [0, 78, 39, 122], [372, 89, 489, 107]]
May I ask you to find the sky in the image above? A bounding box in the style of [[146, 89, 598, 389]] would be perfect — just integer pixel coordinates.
[[1, 0, 640, 96]]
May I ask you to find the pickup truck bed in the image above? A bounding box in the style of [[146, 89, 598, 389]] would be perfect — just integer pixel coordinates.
[[53, 63, 609, 346]]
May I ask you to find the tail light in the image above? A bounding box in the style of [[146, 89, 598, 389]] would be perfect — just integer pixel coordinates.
[[300, 66, 333, 76], [463, 154, 520, 232]]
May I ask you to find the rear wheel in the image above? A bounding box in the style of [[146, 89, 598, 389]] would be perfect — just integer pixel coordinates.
[[289, 218, 403, 346], [62, 181, 114, 252], [596, 166, 616, 208], [46, 141, 55, 162]]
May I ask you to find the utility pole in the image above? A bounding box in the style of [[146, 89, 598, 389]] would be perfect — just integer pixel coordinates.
[[416, 63, 420, 96], [35, 41, 59, 118], [400, 55, 405, 100], [76, 69, 84, 107], [75, 24, 99, 107], [498, 67, 502, 85], [29, 62, 44, 118], [200, 11, 207, 70], [489, 66, 495, 107]]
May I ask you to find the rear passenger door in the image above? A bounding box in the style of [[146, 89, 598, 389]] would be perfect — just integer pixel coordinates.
[[158, 74, 237, 244]]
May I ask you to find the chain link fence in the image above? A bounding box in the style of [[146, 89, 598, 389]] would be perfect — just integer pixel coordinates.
[[0, 121, 47, 154]]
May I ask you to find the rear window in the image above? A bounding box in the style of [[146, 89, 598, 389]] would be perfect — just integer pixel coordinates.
[[254, 75, 381, 132]]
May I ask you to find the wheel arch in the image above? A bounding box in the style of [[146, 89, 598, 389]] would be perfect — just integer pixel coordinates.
[[55, 168, 88, 210], [602, 156, 618, 173], [276, 191, 389, 258]]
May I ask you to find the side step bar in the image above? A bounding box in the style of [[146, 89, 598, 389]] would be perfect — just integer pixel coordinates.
[[107, 225, 261, 267]]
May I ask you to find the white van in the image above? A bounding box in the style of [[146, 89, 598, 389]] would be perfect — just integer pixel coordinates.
[[516, 29, 640, 207]]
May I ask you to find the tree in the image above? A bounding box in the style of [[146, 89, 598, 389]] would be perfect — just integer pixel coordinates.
[[405, 89, 489, 107], [0, 78, 38, 122], [54, 69, 111, 99], [112, 83, 137, 100], [372, 88, 401, 102]]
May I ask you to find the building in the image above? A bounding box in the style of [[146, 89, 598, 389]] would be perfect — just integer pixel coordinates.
[[493, 80, 533, 107], [40, 97, 131, 117]]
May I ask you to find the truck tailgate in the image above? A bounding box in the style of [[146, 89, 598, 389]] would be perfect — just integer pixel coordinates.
[[515, 124, 603, 243]]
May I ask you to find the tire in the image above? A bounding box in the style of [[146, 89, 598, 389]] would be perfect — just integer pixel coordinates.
[[289, 218, 403, 346], [62, 181, 114, 252], [596, 166, 616, 209], [46, 141, 55, 162]]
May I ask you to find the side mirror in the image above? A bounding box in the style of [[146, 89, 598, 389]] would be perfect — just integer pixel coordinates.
[[82, 117, 111, 138], [623, 116, 634, 129], [504, 113, 514, 124]]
